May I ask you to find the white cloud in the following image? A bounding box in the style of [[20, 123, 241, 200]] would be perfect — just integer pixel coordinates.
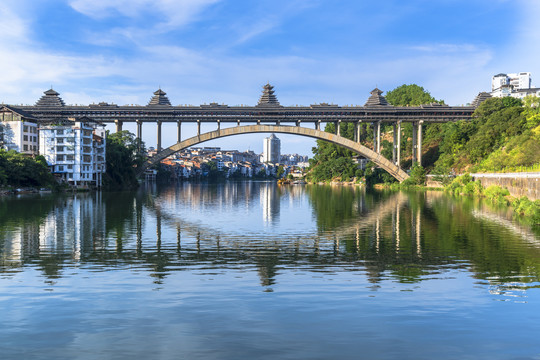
[[69, 0, 220, 30], [0, 5, 28, 42]]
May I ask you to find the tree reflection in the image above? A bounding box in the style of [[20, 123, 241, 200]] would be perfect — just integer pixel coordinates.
[[1, 185, 539, 291]]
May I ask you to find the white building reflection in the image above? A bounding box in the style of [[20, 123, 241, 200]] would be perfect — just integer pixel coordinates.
[[0, 194, 106, 264], [260, 183, 280, 224]]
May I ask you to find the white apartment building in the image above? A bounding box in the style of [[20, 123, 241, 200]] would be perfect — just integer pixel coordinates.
[[0, 106, 39, 155], [262, 133, 280, 163], [491, 72, 540, 99], [39, 118, 106, 187]]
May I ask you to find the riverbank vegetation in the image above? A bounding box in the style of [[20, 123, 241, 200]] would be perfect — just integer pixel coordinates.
[[444, 174, 539, 224], [0, 149, 55, 188]]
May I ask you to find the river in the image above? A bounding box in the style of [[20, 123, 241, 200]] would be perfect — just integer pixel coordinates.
[[1, 182, 540, 359]]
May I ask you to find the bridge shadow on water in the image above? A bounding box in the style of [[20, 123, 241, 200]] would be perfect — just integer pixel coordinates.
[[1, 183, 539, 293]]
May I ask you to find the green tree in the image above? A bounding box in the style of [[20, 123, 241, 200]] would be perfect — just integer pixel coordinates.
[[523, 95, 540, 129], [276, 165, 285, 179], [385, 84, 442, 106], [104, 130, 145, 189], [0, 149, 54, 187], [308, 122, 358, 182]]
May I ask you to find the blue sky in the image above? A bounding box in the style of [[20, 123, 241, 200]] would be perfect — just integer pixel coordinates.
[[1, 0, 539, 155]]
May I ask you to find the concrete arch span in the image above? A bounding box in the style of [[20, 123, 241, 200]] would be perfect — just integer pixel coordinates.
[[140, 125, 409, 182]]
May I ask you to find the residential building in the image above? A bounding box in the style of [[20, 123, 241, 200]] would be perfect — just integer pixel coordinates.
[[491, 72, 540, 99], [39, 118, 106, 187], [0, 106, 39, 155], [263, 133, 280, 163]]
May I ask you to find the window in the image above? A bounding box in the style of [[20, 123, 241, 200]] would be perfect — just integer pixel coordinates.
[[56, 155, 64, 161], [66, 155, 74, 161], [23, 145, 28, 151], [67, 165, 73, 169], [23, 135, 28, 141], [57, 129, 64, 135], [58, 166, 64, 171], [57, 138, 64, 143], [23, 125, 28, 132], [56, 146, 64, 152]]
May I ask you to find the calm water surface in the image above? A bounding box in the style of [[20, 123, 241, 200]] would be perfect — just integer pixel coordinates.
[[1, 182, 540, 359]]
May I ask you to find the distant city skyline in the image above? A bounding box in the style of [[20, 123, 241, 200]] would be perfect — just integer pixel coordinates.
[[1, 0, 538, 155]]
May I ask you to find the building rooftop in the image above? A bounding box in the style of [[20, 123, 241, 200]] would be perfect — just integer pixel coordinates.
[[148, 89, 172, 106], [36, 89, 66, 107], [257, 83, 281, 107], [364, 88, 390, 106]]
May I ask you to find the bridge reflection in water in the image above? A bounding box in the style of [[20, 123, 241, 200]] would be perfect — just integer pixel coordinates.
[[1, 183, 539, 293]]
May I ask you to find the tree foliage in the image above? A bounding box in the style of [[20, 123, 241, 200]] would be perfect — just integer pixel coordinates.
[[103, 130, 145, 189], [0, 150, 54, 187], [434, 97, 539, 172], [307, 122, 358, 182], [385, 84, 443, 106]]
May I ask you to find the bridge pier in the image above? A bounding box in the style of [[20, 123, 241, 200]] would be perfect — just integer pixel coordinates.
[[237, 119, 240, 126], [296, 120, 301, 127], [417, 120, 423, 166], [115, 119, 123, 133], [355, 120, 362, 143], [315, 120, 320, 130], [373, 121, 381, 153], [393, 121, 401, 165], [217, 120, 221, 133], [197, 120, 201, 136], [136, 120, 143, 152], [177, 120, 182, 143], [412, 121, 423, 165], [157, 120, 162, 151]]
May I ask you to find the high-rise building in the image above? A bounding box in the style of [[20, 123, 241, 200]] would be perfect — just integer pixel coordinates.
[[263, 133, 280, 163], [39, 118, 106, 187]]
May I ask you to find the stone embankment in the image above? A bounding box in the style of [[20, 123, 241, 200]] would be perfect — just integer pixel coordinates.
[[471, 172, 540, 200]]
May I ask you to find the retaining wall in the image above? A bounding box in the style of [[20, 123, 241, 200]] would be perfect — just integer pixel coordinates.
[[471, 173, 540, 200]]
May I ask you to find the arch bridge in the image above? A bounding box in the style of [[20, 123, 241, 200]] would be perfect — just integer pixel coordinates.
[[8, 84, 490, 182], [143, 125, 407, 182]]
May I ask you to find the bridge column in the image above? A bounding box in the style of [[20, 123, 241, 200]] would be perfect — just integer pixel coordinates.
[[197, 120, 201, 136], [136, 120, 143, 153], [115, 120, 123, 133], [356, 120, 362, 143], [373, 121, 381, 153], [412, 121, 418, 165], [315, 120, 320, 130], [237, 119, 240, 126], [276, 120, 281, 126], [417, 120, 423, 166], [296, 120, 301, 127], [177, 120, 182, 143], [393, 121, 401, 166], [217, 120, 220, 133], [336, 120, 341, 135], [157, 120, 162, 151], [257, 119, 261, 125]]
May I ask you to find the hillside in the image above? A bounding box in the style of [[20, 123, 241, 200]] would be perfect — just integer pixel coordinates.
[[306, 85, 540, 184]]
